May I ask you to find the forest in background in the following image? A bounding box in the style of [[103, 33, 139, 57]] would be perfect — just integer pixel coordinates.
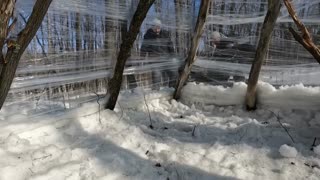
[[4, 0, 320, 111]]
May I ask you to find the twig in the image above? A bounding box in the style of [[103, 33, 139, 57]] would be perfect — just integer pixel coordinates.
[[28, 168, 35, 174], [93, 92, 104, 125], [239, 126, 248, 142], [117, 101, 124, 121], [32, 154, 52, 161], [311, 137, 317, 150], [34, 88, 49, 112], [269, 110, 295, 144], [312, 137, 317, 146], [142, 91, 153, 129], [173, 165, 180, 180], [192, 124, 198, 137]]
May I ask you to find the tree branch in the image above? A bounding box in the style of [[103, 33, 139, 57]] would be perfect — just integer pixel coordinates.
[[283, 0, 320, 64], [16, 0, 52, 51], [0, 0, 52, 109], [269, 110, 295, 144], [19, 13, 47, 56]]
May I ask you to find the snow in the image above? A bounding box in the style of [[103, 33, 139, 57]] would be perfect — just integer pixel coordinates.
[[182, 81, 320, 109], [279, 144, 298, 158], [0, 82, 320, 179]]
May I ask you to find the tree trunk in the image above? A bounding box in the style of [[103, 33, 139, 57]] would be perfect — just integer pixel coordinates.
[[173, 0, 211, 100], [105, 0, 155, 110], [0, 0, 16, 72], [0, 0, 52, 109], [245, 0, 281, 110], [19, 13, 47, 56]]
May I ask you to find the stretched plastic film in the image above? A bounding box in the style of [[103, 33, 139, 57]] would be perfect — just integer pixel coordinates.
[[2, 0, 320, 117]]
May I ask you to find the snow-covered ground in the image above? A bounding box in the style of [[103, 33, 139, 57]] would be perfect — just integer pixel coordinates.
[[0, 82, 320, 180]]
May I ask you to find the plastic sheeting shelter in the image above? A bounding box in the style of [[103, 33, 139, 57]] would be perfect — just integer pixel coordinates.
[[3, 0, 320, 116]]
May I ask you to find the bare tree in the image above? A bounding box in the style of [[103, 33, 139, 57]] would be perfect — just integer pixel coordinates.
[[0, 0, 53, 109], [173, 0, 211, 100], [283, 0, 320, 64], [105, 0, 155, 110], [245, 0, 281, 110]]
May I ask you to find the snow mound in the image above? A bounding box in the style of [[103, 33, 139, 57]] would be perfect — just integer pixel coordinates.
[[279, 144, 298, 158], [181, 82, 247, 105], [181, 81, 320, 109], [258, 82, 320, 109]]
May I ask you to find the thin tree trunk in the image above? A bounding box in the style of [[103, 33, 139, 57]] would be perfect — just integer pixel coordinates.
[[105, 0, 155, 110], [0, 0, 52, 109], [75, 12, 81, 52], [87, 15, 94, 52], [245, 0, 281, 110], [174, 0, 182, 55], [65, 12, 70, 51], [173, 0, 211, 100]]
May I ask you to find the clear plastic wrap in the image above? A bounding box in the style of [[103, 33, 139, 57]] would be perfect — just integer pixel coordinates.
[[3, 0, 320, 116]]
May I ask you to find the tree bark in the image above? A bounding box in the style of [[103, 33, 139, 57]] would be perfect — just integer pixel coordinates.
[[245, 0, 281, 110], [0, 0, 52, 109], [19, 13, 47, 56], [0, 0, 16, 70], [105, 0, 155, 110], [283, 0, 320, 64], [173, 0, 211, 100]]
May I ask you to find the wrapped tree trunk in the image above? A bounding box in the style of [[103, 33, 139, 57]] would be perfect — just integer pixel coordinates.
[[245, 0, 281, 110], [105, 0, 155, 110], [0, 0, 52, 109], [173, 0, 211, 100]]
